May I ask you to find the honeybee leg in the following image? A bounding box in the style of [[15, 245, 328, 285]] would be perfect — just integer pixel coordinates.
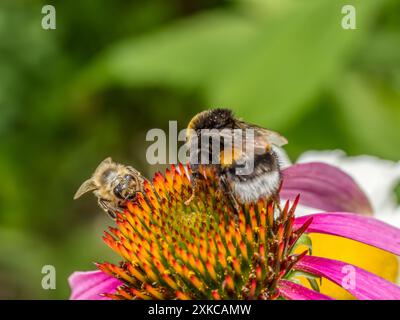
[[98, 198, 116, 220], [125, 191, 149, 209], [139, 178, 156, 204], [106, 210, 117, 220]]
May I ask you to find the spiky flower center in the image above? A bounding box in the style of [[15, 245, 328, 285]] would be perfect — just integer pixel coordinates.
[[98, 164, 310, 300]]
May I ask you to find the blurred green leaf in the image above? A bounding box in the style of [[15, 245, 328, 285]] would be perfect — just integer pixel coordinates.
[[74, 10, 255, 96], [0, 228, 51, 299], [78, 0, 385, 130], [214, 0, 381, 128], [334, 74, 400, 160]]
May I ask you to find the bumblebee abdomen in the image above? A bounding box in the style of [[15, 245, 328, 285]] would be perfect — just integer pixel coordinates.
[[230, 170, 281, 203], [225, 151, 281, 203]]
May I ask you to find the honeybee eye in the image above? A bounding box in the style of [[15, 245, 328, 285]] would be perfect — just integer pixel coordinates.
[[113, 185, 124, 199]]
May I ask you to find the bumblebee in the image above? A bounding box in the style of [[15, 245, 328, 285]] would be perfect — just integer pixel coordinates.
[[185, 108, 288, 210], [74, 157, 148, 219]]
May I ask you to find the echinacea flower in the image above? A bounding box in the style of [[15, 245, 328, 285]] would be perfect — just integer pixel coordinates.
[[69, 163, 400, 300]]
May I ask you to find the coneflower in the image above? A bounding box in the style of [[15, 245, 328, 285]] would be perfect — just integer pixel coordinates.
[[69, 163, 400, 300]]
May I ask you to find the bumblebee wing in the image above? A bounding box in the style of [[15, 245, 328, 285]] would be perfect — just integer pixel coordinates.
[[218, 130, 265, 165], [193, 129, 243, 166], [193, 125, 287, 166], [249, 127, 288, 155], [235, 120, 288, 148], [218, 129, 270, 165]]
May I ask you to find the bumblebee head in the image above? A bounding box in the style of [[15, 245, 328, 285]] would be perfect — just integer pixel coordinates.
[[186, 108, 234, 139]]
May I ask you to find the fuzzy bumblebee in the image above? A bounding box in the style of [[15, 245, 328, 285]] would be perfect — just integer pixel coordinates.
[[185, 109, 288, 210]]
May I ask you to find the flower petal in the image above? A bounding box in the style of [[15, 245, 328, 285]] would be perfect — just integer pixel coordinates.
[[278, 279, 333, 300], [281, 162, 373, 215], [295, 256, 400, 300], [294, 212, 400, 256], [297, 150, 400, 220], [68, 270, 122, 300]]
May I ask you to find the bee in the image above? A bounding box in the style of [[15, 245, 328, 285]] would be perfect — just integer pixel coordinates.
[[185, 108, 288, 211], [74, 157, 148, 219]]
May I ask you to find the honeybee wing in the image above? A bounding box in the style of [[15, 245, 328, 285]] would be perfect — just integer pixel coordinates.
[[74, 178, 97, 199], [94, 157, 113, 172], [74, 157, 114, 200], [126, 165, 143, 176]]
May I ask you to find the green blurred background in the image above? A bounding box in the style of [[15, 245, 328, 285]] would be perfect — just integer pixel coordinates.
[[0, 0, 399, 299]]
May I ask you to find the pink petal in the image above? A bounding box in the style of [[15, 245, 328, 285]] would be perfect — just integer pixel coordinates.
[[281, 162, 373, 215], [68, 270, 122, 300], [295, 256, 400, 300], [294, 212, 400, 256], [278, 279, 334, 300]]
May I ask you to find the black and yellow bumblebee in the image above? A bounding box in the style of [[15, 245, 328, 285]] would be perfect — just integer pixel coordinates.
[[185, 108, 288, 211]]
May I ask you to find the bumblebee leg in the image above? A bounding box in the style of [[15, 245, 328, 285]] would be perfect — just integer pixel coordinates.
[[272, 193, 281, 207], [264, 191, 283, 221], [219, 176, 241, 216], [274, 180, 283, 211], [184, 174, 198, 205], [227, 192, 241, 217]]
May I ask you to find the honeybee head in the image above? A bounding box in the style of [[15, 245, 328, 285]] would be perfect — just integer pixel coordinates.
[[113, 174, 137, 200]]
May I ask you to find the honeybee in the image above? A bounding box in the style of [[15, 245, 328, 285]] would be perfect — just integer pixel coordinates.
[[74, 157, 148, 219], [185, 108, 288, 211]]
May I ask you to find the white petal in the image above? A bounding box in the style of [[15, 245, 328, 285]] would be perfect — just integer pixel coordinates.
[[297, 150, 400, 227]]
